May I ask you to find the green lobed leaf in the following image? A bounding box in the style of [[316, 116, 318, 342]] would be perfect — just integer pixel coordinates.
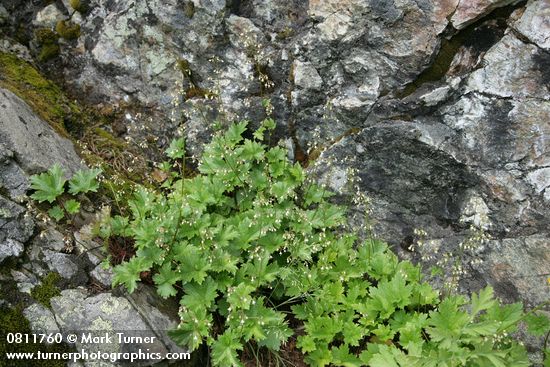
[[211, 331, 244, 367], [64, 199, 80, 214], [68, 167, 102, 194], [165, 138, 186, 160], [470, 286, 496, 317], [225, 121, 248, 147], [524, 313, 550, 336], [153, 263, 181, 298], [112, 256, 149, 293], [30, 163, 66, 203], [331, 345, 362, 367], [181, 278, 219, 312], [47, 205, 65, 221], [427, 296, 470, 348], [227, 283, 255, 311]]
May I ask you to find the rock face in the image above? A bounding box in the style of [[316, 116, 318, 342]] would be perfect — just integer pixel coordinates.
[[308, 0, 550, 312], [450, 0, 521, 29], [0, 86, 84, 268], [0, 88, 84, 189], [49, 287, 187, 366]]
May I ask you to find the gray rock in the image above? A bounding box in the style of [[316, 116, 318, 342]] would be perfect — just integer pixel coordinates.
[[0, 88, 84, 176], [126, 284, 186, 356], [466, 34, 550, 100], [36, 228, 67, 252], [0, 151, 29, 199], [0, 238, 24, 263], [0, 195, 34, 244], [11, 268, 39, 294], [182, 100, 217, 160], [23, 303, 61, 334], [27, 241, 89, 285], [41, 250, 80, 281], [50, 288, 186, 366], [512, 0, 550, 50], [73, 226, 105, 266], [60, 0, 83, 24], [481, 236, 550, 306], [90, 264, 114, 288], [226, 15, 264, 48], [51, 289, 167, 358], [526, 168, 550, 195], [451, 0, 520, 30], [292, 60, 323, 91], [33, 4, 65, 28], [0, 38, 33, 63]]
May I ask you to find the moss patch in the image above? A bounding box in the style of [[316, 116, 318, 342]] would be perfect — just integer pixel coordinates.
[[0, 52, 82, 137], [38, 43, 60, 63], [30, 273, 61, 309], [0, 305, 73, 367], [182, 1, 195, 18], [34, 29, 58, 45], [34, 28, 60, 63], [69, 0, 88, 13], [55, 21, 81, 40], [185, 86, 212, 99], [276, 27, 294, 41]]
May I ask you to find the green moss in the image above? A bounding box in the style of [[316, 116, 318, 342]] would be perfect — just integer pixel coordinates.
[[33, 28, 61, 62], [34, 28, 58, 45], [177, 58, 213, 98], [30, 273, 61, 309], [0, 305, 73, 367], [69, 0, 88, 13], [177, 58, 191, 76], [0, 52, 83, 137], [183, 1, 195, 18], [276, 27, 294, 41], [37, 43, 60, 63], [91, 128, 126, 149], [185, 86, 211, 99], [55, 20, 81, 40]]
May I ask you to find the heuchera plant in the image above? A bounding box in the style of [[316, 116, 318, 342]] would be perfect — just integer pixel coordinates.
[[98, 120, 542, 366], [30, 164, 101, 223]]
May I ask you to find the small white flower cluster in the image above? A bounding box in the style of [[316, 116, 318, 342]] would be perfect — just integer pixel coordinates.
[[413, 225, 491, 295]]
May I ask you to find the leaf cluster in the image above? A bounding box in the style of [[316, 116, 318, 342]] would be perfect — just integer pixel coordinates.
[[102, 120, 542, 366], [29, 164, 102, 222]]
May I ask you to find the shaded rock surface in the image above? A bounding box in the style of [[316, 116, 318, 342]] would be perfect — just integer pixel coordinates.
[[0, 86, 83, 273], [309, 0, 550, 315], [0, 87, 84, 198], [450, 0, 521, 29]]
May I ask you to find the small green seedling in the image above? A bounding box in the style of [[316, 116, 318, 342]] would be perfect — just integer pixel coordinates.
[[30, 164, 102, 223]]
